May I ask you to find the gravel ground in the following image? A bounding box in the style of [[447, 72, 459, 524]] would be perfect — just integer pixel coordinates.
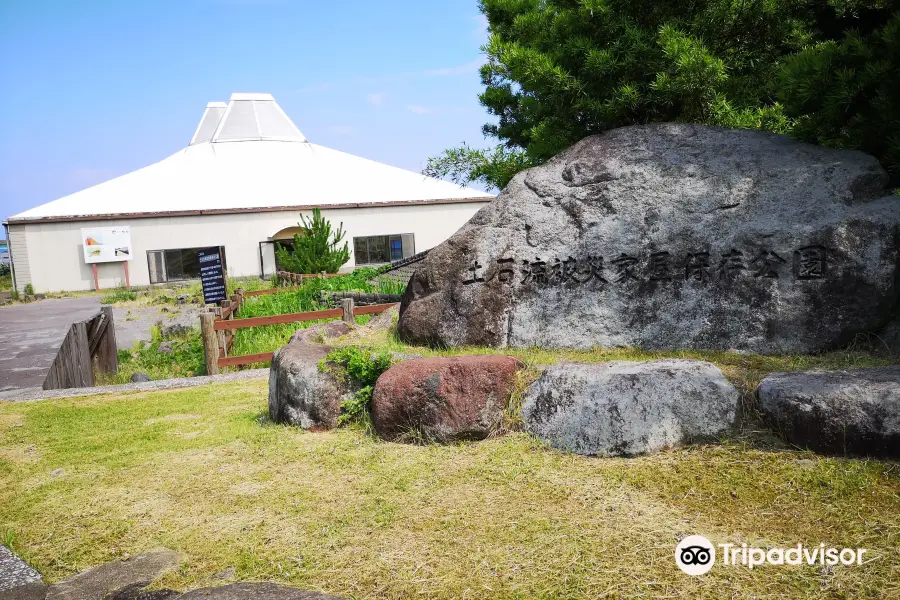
[[2, 369, 269, 403]]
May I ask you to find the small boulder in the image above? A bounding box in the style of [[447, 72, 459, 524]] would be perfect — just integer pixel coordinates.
[[177, 582, 347, 599], [0, 544, 42, 594], [130, 372, 151, 383], [157, 342, 174, 355], [758, 366, 900, 457], [161, 323, 190, 338], [365, 305, 399, 331], [289, 321, 355, 345], [44, 548, 184, 600], [371, 355, 522, 442], [522, 360, 739, 456], [268, 343, 348, 429]]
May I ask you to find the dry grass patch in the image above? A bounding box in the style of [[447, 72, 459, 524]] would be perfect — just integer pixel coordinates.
[[1, 379, 898, 599]]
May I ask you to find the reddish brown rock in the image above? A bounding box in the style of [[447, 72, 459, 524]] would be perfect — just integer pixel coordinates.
[[372, 355, 523, 442]]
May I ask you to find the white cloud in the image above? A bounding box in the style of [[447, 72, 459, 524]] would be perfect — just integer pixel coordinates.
[[293, 58, 485, 95], [422, 57, 485, 77], [367, 92, 387, 105], [473, 14, 489, 44], [407, 105, 434, 115], [327, 125, 357, 135], [296, 82, 337, 94]]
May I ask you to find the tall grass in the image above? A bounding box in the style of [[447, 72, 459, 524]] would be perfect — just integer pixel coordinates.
[[228, 268, 398, 360]]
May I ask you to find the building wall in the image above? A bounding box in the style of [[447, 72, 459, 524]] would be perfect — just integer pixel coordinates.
[[8, 228, 31, 292], [7, 202, 488, 293]]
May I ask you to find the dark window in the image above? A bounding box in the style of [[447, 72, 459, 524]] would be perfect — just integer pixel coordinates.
[[273, 239, 295, 271], [147, 247, 226, 284], [352, 234, 414, 266]]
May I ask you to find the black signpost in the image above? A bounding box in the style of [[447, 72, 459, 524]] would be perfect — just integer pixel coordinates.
[[198, 247, 227, 305]]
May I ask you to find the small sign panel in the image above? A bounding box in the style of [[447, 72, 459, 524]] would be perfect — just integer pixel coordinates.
[[198, 247, 227, 305], [81, 226, 132, 263]]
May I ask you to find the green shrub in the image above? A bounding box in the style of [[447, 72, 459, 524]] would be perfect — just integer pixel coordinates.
[[23, 283, 34, 296], [275, 208, 350, 274], [324, 345, 394, 425]]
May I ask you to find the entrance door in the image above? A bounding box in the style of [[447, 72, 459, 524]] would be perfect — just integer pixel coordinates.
[[259, 241, 277, 278]]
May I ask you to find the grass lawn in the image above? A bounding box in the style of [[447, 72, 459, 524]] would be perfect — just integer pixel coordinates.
[[1, 379, 898, 599]]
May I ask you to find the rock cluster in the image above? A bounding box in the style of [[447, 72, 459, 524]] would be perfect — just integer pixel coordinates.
[[0, 548, 346, 600]]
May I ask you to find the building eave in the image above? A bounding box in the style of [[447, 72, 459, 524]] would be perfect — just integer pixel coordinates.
[[5, 196, 494, 225]]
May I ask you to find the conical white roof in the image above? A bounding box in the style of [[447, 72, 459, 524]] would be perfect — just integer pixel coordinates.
[[189, 102, 227, 145], [9, 93, 492, 221]]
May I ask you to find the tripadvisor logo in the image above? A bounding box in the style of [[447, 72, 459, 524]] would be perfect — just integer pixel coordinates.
[[675, 535, 868, 575], [676, 535, 715, 575]]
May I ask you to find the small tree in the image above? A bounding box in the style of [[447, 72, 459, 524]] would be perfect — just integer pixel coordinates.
[[275, 208, 350, 274]]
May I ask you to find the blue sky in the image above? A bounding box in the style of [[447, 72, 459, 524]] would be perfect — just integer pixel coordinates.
[[0, 0, 493, 229]]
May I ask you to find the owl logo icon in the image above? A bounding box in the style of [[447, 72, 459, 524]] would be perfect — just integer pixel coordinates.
[[676, 535, 715, 575]]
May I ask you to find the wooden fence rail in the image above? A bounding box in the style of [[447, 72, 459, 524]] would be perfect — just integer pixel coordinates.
[[43, 306, 117, 390], [200, 288, 396, 375], [200, 298, 397, 373]]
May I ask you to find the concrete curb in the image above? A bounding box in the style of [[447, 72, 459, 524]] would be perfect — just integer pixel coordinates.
[[2, 369, 269, 403]]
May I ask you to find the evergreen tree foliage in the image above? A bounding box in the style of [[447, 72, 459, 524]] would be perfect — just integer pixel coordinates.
[[275, 208, 350, 274], [779, 10, 900, 177], [428, 0, 899, 189]]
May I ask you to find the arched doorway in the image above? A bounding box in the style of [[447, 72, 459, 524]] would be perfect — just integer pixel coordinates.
[[258, 225, 307, 278]]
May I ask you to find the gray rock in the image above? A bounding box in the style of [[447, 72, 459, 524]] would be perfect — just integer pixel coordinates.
[[288, 321, 354, 345], [178, 582, 346, 599], [521, 360, 740, 456], [107, 583, 180, 599], [268, 343, 349, 429], [157, 342, 174, 355], [0, 582, 47, 600], [160, 323, 191, 339], [45, 548, 184, 600], [398, 124, 900, 354], [758, 366, 900, 457], [130, 372, 151, 383], [0, 544, 42, 593]]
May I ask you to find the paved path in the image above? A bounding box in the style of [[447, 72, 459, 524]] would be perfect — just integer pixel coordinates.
[[0, 298, 101, 397], [0, 298, 204, 398]]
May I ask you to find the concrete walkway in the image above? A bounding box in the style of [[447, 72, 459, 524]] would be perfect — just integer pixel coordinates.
[[3, 368, 269, 402], [0, 297, 205, 398], [0, 297, 102, 397]]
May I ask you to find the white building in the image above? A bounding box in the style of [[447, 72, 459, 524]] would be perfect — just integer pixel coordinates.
[[4, 93, 493, 293]]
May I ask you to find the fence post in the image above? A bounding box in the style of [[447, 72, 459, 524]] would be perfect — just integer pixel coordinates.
[[96, 305, 118, 377], [341, 297, 355, 325], [200, 311, 219, 375]]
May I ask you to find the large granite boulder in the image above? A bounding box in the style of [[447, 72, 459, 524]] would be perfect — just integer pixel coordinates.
[[371, 355, 522, 442], [758, 366, 900, 457], [268, 342, 348, 430], [521, 360, 740, 456], [398, 124, 900, 353]]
